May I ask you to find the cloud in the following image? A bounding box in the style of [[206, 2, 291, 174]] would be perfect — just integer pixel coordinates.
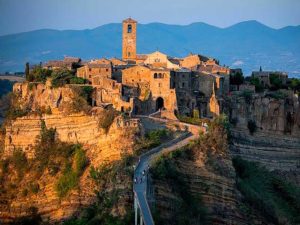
[[41, 50, 51, 55], [232, 60, 244, 66]]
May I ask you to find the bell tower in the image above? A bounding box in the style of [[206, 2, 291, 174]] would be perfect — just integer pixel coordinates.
[[122, 18, 137, 61]]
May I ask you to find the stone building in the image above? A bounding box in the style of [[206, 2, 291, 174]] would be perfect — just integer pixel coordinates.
[[77, 58, 112, 83], [72, 18, 231, 119], [122, 18, 137, 61], [43, 56, 81, 70], [252, 66, 288, 88]]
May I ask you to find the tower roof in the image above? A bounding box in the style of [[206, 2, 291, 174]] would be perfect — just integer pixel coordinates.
[[123, 18, 137, 23]]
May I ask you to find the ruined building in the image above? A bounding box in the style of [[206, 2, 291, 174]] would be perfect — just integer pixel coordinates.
[[74, 18, 232, 118]]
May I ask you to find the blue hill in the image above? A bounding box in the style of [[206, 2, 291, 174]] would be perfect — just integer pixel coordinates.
[[0, 20, 299, 77]]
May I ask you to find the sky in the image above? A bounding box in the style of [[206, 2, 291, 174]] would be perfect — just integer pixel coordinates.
[[0, 0, 300, 36]]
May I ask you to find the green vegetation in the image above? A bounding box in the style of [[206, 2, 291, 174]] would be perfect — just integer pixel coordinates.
[[265, 90, 288, 100], [177, 114, 210, 126], [25, 66, 89, 87], [289, 78, 300, 93], [269, 73, 285, 90], [250, 76, 264, 92], [151, 151, 208, 225], [134, 129, 169, 155], [55, 146, 87, 198], [26, 66, 52, 83], [233, 157, 300, 224], [70, 77, 87, 85], [25, 62, 30, 80], [10, 148, 28, 180], [51, 69, 75, 87], [230, 72, 244, 85], [63, 155, 135, 225]]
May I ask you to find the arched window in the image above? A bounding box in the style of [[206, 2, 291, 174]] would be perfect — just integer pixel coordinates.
[[158, 73, 162, 78], [154, 73, 158, 78], [128, 24, 132, 33]]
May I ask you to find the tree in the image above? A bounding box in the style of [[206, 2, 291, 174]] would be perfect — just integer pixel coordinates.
[[25, 62, 30, 81], [230, 72, 244, 86], [250, 77, 264, 92]]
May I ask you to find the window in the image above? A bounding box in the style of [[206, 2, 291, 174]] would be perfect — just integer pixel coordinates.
[[158, 83, 161, 87], [128, 24, 132, 33], [106, 68, 108, 72], [158, 73, 162, 78], [154, 73, 158, 78], [128, 52, 131, 57], [182, 82, 185, 88]]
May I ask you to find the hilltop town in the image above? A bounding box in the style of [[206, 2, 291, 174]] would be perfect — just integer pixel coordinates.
[[0, 18, 300, 225]]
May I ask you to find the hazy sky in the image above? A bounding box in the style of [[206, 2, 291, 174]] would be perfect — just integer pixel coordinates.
[[0, 0, 299, 36]]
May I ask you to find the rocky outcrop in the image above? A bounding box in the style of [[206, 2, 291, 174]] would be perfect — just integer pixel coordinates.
[[230, 128, 300, 171], [13, 82, 77, 111], [152, 149, 270, 225], [3, 110, 141, 160], [0, 110, 141, 223], [229, 92, 300, 172], [229, 91, 300, 136]]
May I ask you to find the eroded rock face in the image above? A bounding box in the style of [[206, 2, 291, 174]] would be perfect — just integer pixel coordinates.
[[229, 93, 300, 172], [230, 92, 300, 136], [0, 81, 143, 223], [0, 112, 140, 223], [152, 152, 270, 225], [13, 82, 76, 111]]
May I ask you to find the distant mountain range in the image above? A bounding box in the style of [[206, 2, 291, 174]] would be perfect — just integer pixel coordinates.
[[0, 20, 300, 77]]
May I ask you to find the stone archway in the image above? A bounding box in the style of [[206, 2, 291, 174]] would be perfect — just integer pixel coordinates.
[[156, 97, 164, 111]]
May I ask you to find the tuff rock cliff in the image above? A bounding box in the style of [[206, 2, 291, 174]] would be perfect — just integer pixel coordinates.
[[0, 82, 142, 223], [229, 91, 300, 172]]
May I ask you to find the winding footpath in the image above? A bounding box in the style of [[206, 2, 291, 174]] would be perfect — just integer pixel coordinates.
[[133, 115, 206, 225]]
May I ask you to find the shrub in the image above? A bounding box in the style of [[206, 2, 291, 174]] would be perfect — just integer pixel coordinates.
[[230, 72, 244, 85], [250, 77, 264, 92], [51, 69, 74, 88], [55, 165, 78, 198], [27, 66, 52, 83], [69, 77, 88, 85], [270, 73, 283, 90], [247, 120, 257, 134], [73, 145, 87, 176], [265, 91, 287, 100], [55, 145, 87, 198], [177, 114, 210, 126], [11, 149, 28, 179], [98, 108, 119, 133]]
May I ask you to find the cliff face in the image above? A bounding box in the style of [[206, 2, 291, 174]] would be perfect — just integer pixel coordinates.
[[0, 83, 142, 223], [3, 112, 140, 160], [229, 92, 300, 171], [151, 123, 270, 225], [13, 82, 76, 111], [0, 112, 140, 223]]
